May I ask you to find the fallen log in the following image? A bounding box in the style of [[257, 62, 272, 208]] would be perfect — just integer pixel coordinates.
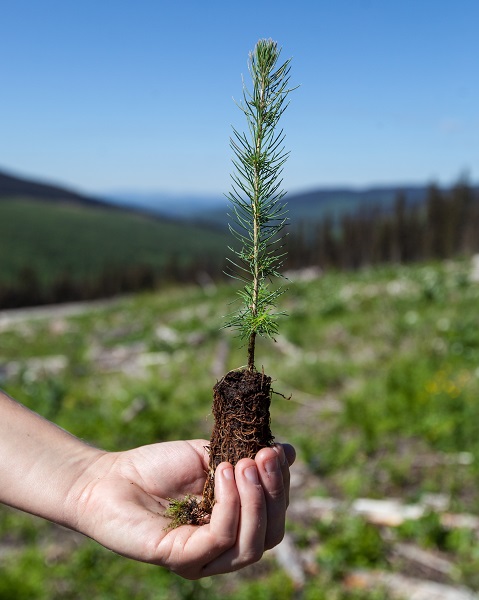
[[289, 496, 479, 532], [392, 542, 457, 579]]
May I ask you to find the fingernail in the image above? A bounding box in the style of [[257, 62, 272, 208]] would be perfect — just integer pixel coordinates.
[[265, 456, 280, 474], [223, 467, 234, 481], [245, 465, 259, 484]]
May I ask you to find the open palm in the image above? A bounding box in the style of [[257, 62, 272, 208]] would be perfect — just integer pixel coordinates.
[[71, 439, 295, 579]]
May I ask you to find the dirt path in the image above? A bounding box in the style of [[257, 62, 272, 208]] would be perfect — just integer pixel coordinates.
[[0, 297, 123, 329]]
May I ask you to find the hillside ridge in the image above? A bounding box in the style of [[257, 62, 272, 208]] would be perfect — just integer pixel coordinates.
[[0, 168, 111, 208], [3, 166, 478, 223]]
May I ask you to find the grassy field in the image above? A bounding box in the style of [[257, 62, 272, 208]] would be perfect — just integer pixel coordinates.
[[1, 258, 479, 598], [0, 198, 228, 287]]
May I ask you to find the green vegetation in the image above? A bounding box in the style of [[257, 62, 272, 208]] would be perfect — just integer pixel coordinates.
[[0, 197, 227, 292], [1, 257, 479, 597], [2, 179, 477, 311]]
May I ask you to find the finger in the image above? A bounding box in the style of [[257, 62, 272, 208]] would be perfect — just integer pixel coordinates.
[[256, 447, 287, 549], [233, 458, 268, 566], [207, 462, 240, 550], [281, 443, 297, 468], [202, 458, 267, 576], [165, 462, 239, 579], [273, 443, 295, 508]]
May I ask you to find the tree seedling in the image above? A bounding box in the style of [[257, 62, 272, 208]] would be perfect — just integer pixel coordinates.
[[166, 38, 294, 526]]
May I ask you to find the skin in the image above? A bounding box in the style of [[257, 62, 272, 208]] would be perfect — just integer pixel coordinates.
[[0, 389, 295, 580]]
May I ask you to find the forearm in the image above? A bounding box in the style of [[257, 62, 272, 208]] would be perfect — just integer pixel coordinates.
[[0, 389, 104, 528]]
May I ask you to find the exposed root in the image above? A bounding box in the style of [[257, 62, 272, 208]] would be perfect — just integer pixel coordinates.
[[164, 368, 277, 528], [201, 368, 275, 514], [164, 495, 211, 529]]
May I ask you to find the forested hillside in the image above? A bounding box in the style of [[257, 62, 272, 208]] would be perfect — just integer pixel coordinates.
[[0, 168, 107, 206], [0, 198, 228, 308], [1, 168, 478, 310], [285, 180, 479, 271]]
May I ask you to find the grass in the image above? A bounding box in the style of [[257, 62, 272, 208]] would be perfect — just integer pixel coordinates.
[[1, 257, 479, 597]]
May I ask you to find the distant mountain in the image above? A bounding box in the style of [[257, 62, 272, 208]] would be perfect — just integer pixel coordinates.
[[4, 166, 477, 230], [0, 167, 227, 221], [0, 168, 111, 208], [280, 184, 429, 219], [102, 191, 225, 219], [174, 185, 434, 229], [101, 184, 432, 227]]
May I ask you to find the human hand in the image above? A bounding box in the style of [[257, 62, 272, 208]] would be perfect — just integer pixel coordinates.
[[68, 439, 295, 579]]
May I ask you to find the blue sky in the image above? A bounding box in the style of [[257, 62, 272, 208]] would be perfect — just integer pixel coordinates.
[[1, 0, 478, 196]]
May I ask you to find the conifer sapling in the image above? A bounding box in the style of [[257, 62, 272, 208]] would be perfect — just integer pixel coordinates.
[[166, 38, 294, 527]]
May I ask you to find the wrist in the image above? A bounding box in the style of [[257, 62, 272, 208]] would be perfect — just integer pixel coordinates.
[[0, 390, 106, 528], [55, 444, 109, 530]]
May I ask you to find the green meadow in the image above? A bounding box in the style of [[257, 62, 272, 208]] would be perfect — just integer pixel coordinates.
[[1, 257, 479, 598]]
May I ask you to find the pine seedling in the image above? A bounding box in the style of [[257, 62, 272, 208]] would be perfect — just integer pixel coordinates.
[[165, 39, 295, 525], [197, 38, 296, 514], [224, 38, 294, 371]]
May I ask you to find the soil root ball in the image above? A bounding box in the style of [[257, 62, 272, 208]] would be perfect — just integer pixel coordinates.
[[200, 368, 275, 514]]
